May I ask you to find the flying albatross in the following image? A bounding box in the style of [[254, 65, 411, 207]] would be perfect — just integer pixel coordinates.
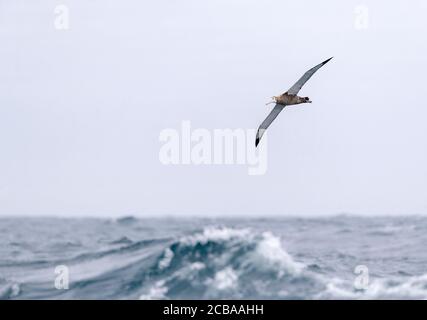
[[255, 57, 333, 147]]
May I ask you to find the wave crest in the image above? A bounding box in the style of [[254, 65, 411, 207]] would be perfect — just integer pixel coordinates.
[[140, 227, 314, 299]]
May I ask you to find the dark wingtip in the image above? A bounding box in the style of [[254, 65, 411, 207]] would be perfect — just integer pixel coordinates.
[[255, 137, 259, 147], [323, 57, 333, 64]]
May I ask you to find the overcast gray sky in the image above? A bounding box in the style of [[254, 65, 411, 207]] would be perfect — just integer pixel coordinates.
[[1, 0, 427, 217]]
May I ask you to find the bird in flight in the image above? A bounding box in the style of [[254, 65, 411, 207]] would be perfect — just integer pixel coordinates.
[[255, 57, 333, 147]]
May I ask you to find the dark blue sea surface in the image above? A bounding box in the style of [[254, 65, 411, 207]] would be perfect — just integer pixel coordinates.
[[1, 216, 427, 299]]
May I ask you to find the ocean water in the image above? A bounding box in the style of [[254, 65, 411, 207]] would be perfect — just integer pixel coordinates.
[[1, 216, 427, 300]]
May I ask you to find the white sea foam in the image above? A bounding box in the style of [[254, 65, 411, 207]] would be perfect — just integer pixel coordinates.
[[189, 262, 205, 271], [319, 273, 427, 300], [157, 248, 174, 270], [177, 227, 303, 274], [139, 280, 168, 300], [0, 282, 20, 299], [252, 231, 303, 276], [208, 267, 238, 290], [179, 226, 251, 246]]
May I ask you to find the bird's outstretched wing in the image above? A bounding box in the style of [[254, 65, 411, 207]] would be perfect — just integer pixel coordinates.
[[255, 104, 285, 147], [286, 57, 333, 95]]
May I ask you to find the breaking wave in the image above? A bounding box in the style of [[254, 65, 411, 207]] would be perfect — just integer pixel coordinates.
[[2, 225, 427, 300], [138, 227, 316, 299]]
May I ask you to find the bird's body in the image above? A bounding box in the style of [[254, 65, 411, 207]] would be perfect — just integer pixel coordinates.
[[255, 57, 333, 147], [274, 93, 311, 106]]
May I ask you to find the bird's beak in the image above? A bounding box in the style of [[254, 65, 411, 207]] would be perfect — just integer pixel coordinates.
[[266, 96, 277, 105], [308, 100, 312, 103]]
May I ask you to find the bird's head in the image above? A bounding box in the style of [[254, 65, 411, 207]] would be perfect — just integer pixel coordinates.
[[266, 96, 278, 105], [302, 96, 312, 103]]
